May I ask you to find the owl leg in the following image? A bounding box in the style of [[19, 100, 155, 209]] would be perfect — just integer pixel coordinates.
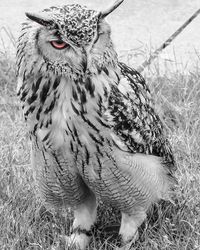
[[119, 209, 146, 247], [64, 190, 97, 250]]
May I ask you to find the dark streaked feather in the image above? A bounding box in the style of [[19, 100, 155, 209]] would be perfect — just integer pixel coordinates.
[[107, 62, 176, 172]]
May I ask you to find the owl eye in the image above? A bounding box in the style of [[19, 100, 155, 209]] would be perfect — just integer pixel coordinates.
[[50, 40, 68, 49]]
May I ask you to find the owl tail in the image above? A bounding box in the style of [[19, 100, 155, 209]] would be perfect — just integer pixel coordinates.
[[116, 152, 177, 205]]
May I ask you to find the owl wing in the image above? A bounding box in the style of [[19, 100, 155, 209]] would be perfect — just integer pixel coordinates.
[[106, 62, 176, 174]]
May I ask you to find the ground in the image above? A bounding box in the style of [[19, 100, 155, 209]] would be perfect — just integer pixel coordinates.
[[0, 50, 200, 249]]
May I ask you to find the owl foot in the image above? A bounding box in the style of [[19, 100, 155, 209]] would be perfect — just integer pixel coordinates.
[[50, 231, 91, 250], [119, 210, 145, 247], [117, 230, 139, 250], [62, 232, 91, 250]]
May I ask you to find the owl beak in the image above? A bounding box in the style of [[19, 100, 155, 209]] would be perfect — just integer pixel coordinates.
[[100, 0, 124, 18], [25, 12, 55, 27]]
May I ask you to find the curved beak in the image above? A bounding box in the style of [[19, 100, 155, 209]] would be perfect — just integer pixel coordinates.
[[100, 0, 124, 18]]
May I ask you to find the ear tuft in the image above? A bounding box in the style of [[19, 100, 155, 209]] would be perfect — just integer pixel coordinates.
[[100, 0, 124, 19], [25, 12, 55, 27]]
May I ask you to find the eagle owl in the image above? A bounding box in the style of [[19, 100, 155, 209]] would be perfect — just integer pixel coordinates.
[[16, 0, 176, 249]]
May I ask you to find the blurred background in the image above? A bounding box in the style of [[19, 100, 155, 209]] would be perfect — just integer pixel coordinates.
[[0, 0, 200, 73]]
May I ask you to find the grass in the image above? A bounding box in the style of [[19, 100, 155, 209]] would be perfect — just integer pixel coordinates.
[[0, 46, 200, 250]]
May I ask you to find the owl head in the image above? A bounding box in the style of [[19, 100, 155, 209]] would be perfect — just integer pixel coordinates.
[[17, 0, 124, 77]]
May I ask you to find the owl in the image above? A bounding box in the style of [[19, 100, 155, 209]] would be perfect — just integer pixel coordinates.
[[16, 0, 176, 249]]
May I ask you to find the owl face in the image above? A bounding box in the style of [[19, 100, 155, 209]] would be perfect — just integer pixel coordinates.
[[17, 1, 124, 76], [24, 5, 99, 73]]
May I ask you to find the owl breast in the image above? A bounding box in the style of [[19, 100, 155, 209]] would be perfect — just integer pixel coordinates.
[[33, 66, 116, 154]]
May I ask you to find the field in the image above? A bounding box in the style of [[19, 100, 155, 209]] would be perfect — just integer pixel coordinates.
[[0, 46, 200, 250]]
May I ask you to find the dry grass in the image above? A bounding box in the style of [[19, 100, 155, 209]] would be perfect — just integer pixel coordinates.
[[0, 47, 200, 250]]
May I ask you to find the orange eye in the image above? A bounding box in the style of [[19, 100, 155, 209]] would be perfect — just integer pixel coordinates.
[[50, 40, 68, 49]]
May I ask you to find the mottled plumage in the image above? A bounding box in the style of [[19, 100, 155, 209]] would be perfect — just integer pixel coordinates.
[[17, 1, 176, 249]]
